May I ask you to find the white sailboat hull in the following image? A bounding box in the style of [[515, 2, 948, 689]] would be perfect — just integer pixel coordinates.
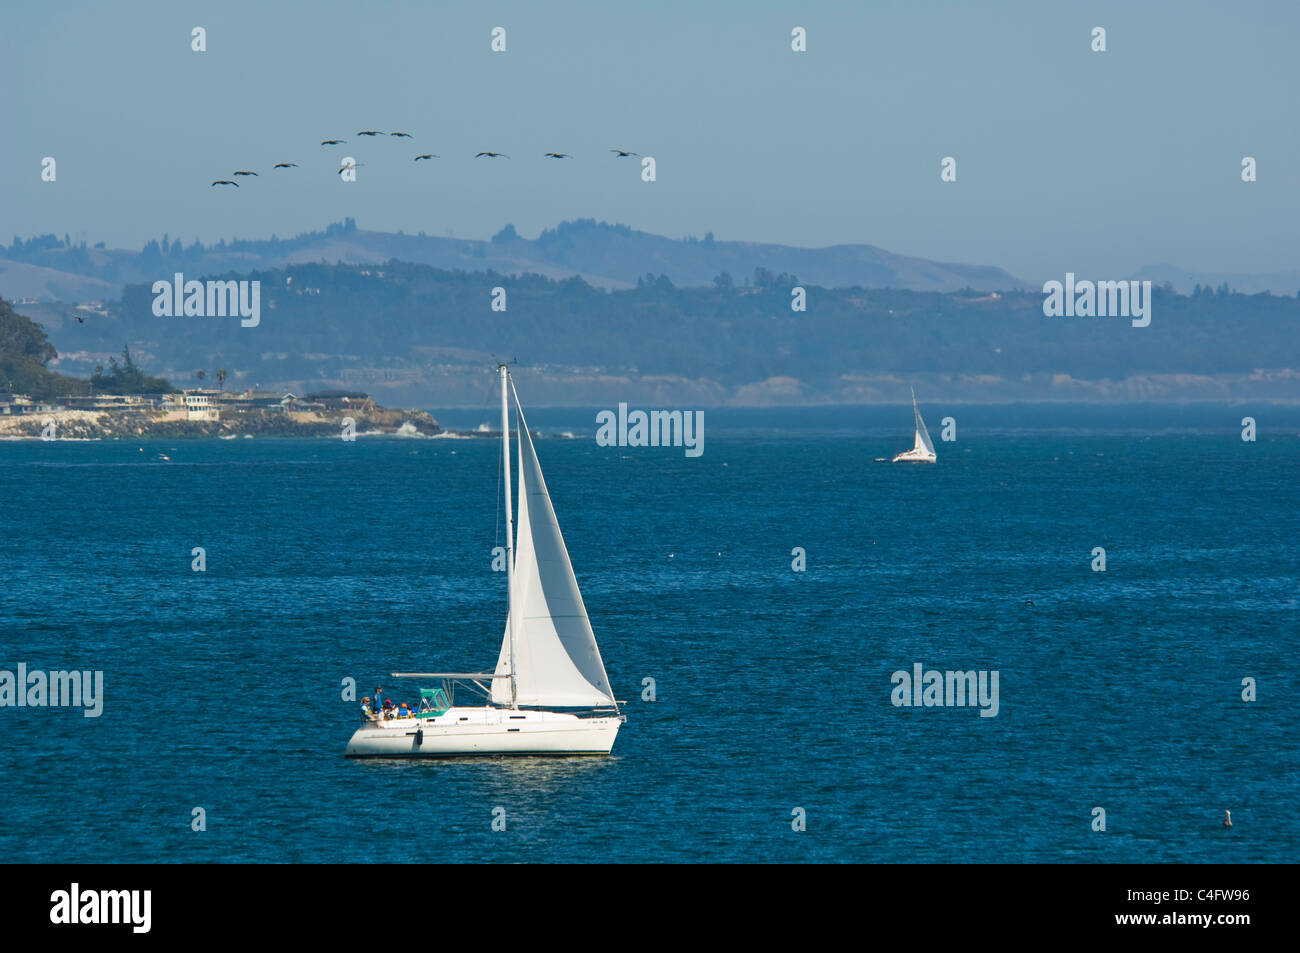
[[345, 706, 621, 757], [891, 448, 936, 463]]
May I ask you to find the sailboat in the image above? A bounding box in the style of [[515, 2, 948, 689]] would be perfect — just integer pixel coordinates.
[[345, 364, 623, 757], [891, 387, 937, 463]]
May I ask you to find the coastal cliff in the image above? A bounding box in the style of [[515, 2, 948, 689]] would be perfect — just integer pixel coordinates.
[[0, 404, 440, 440]]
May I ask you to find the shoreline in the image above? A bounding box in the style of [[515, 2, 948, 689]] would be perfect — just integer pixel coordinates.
[[0, 404, 442, 441]]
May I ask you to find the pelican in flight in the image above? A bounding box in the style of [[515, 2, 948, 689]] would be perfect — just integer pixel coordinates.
[[610, 149, 639, 157], [413, 154, 439, 161], [357, 130, 381, 136], [321, 139, 346, 145], [273, 162, 298, 169], [389, 131, 413, 138], [544, 152, 571, 158], [338, 161, 365, 175], [211, 180, 239, 187], [475, 151, 509, 158], [232, 170, 258, 177]]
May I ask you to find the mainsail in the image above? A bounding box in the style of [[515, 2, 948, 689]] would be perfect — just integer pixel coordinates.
[[491, 397, 616, 708], [912, 389, 935, 456]]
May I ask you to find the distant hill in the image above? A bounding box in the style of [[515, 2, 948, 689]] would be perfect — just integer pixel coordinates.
[[0, 259, 118, 303], [30, 263, 1300, 406], [1, 219, 1026, 300], [12, 221, 1300, 310], [1134, 263, 1300, 297]]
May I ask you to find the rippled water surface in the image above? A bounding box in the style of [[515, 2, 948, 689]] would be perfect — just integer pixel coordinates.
[[1, 404, 1296, 862]]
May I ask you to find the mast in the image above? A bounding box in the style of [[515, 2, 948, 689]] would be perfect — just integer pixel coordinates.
[[499, 363, 517, 708]]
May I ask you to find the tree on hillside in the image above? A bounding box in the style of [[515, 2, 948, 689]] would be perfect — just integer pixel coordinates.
[[90, 346, 173, 394], [0, 296, 92, 398]]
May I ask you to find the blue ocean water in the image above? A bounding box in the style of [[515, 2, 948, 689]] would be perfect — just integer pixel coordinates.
[[1, 404, 1296, 862]]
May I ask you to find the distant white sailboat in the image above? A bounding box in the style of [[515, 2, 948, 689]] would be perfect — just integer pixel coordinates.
[[892, 388, 937, 463], [345, 363, 623, 757]]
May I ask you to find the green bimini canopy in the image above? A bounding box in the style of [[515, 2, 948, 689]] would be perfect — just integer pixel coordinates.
[[417, 687, 450, 717]]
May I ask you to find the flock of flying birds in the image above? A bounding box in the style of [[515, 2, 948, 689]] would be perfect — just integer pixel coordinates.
[[209, 131, 642, 187]]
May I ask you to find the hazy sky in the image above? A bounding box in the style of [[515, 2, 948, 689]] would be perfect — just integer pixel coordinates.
[[3, 0, 1297, 282]]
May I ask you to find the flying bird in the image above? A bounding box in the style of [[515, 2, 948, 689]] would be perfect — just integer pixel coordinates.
[[389, 131, 413, 138], [338, 162, 365, 174], [544, 152, 571, 158], [232, 170, 258, 176], [273, 162, 298, 169], [475, 152, 509, 158], [357, 130, 381, 136], [413, 154, 439, 161], [610, 149, 639, 157], [73, 313, 85, 323], [321, 139, 345, 145], [211, 180, 239, 187]]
